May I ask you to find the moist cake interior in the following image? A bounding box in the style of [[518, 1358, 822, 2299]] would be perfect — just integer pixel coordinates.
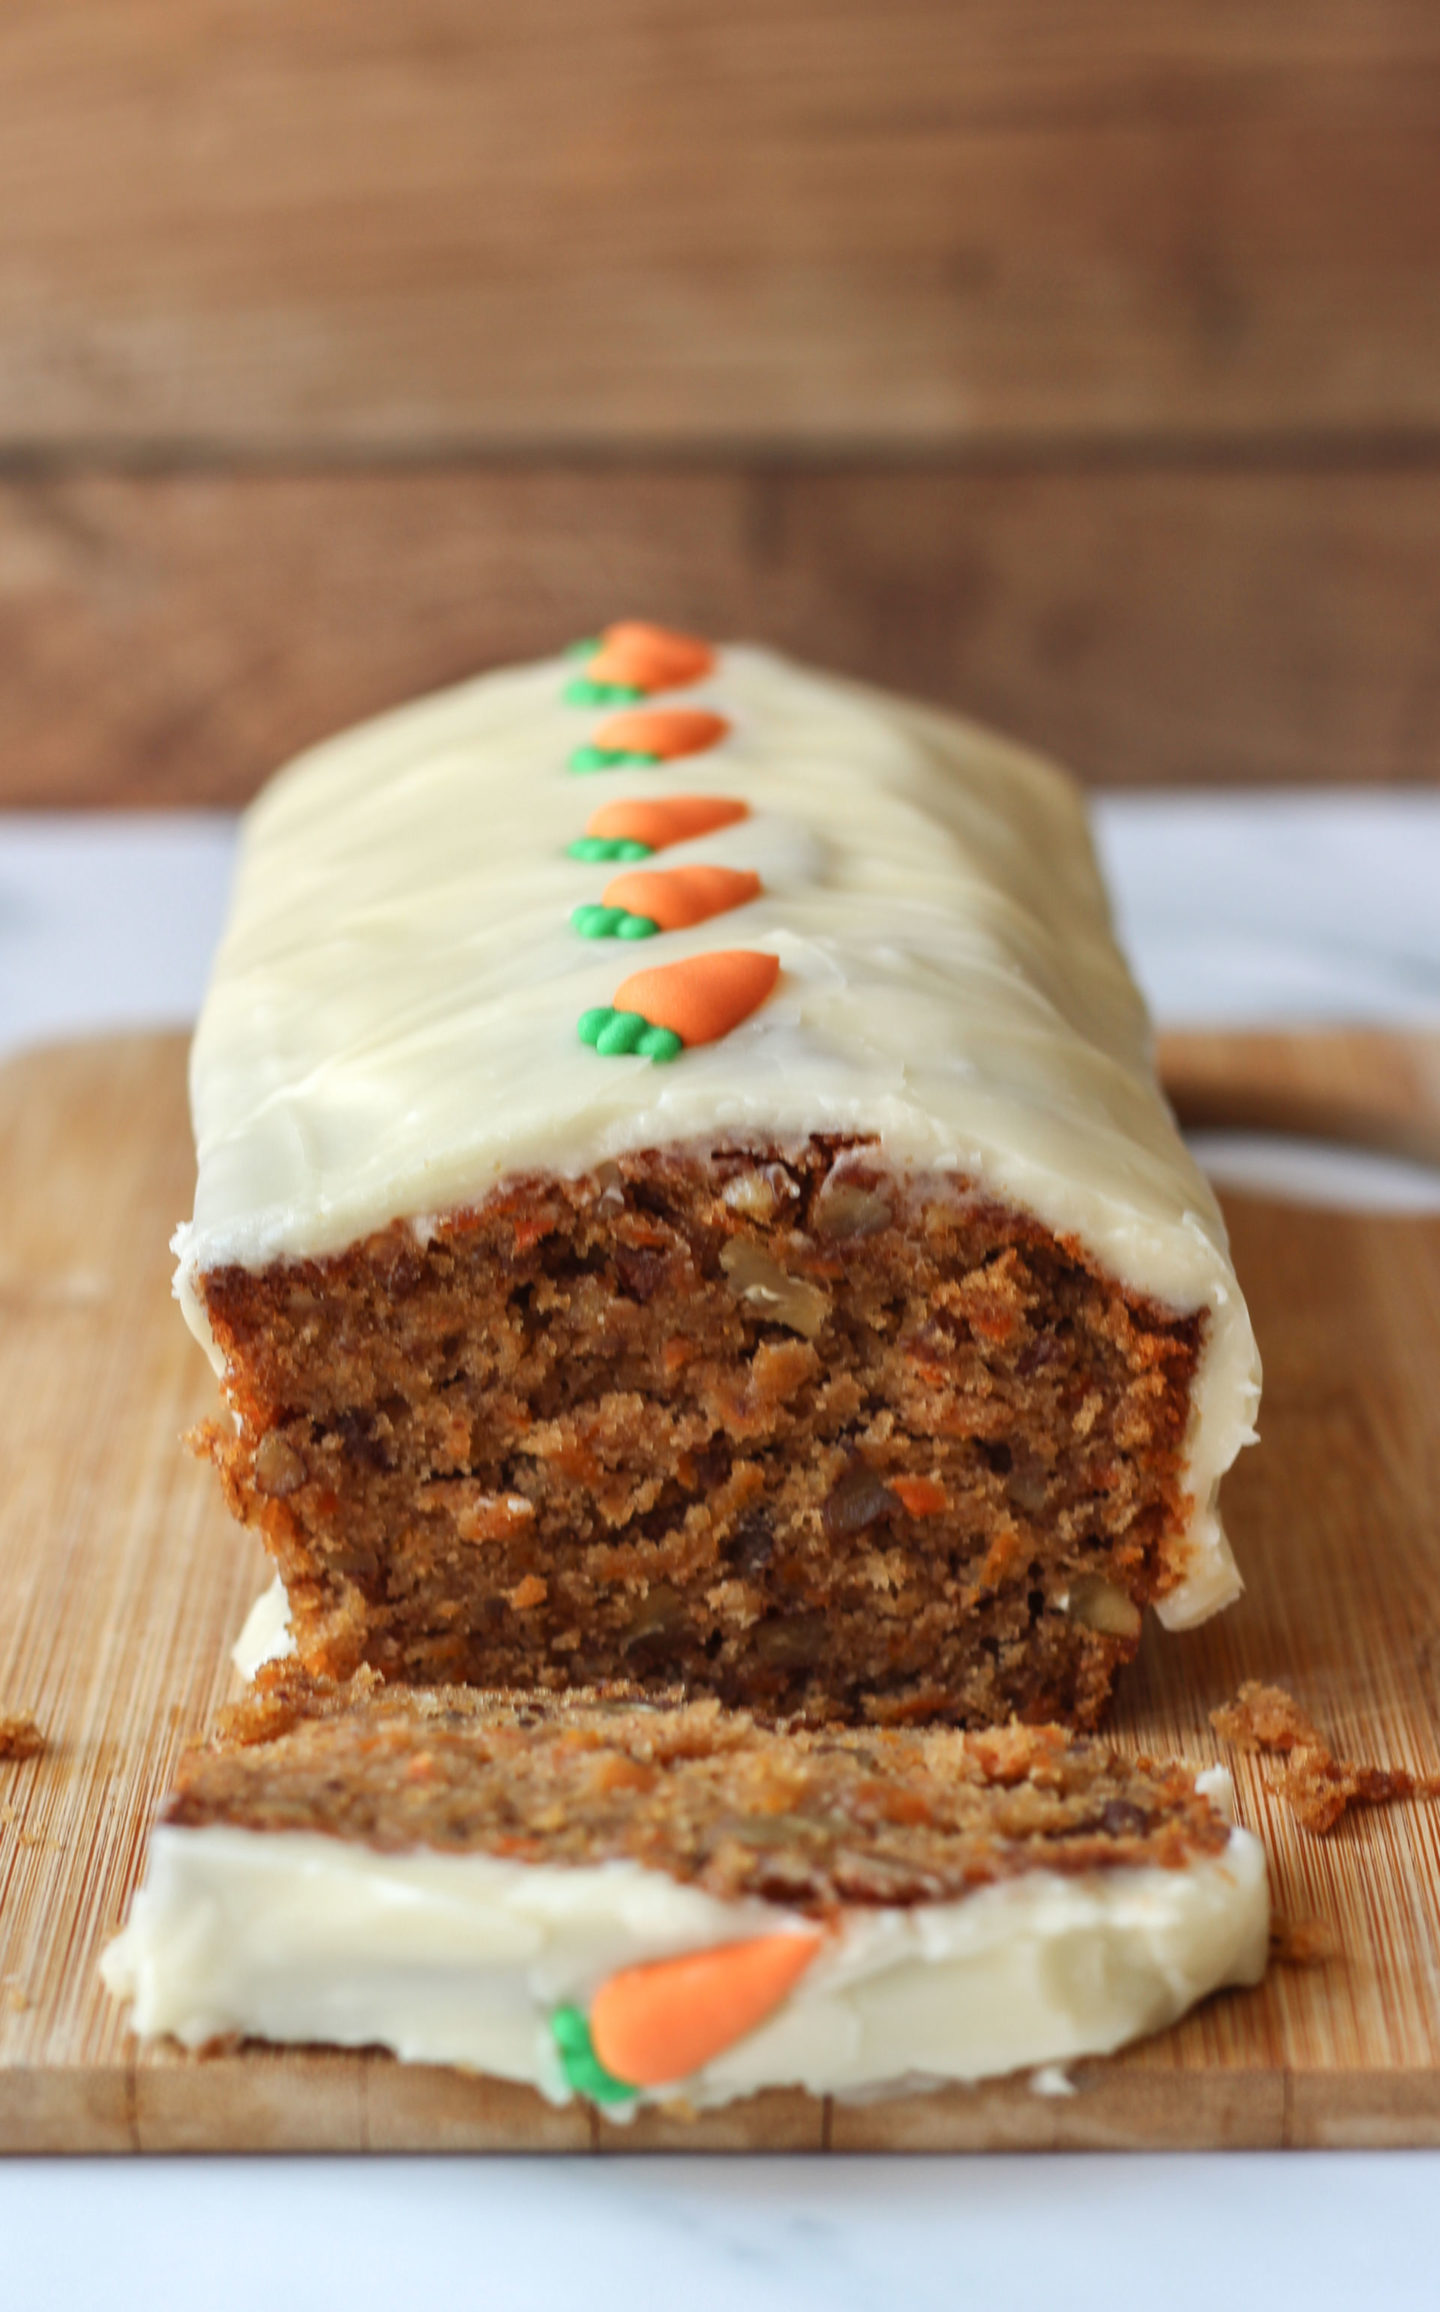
[[200, 1135, 1203, 1730], [174, 1668, 1230, 1910]]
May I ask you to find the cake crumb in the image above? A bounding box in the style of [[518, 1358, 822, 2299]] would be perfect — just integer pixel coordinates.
[[1211, 1681, 1440, 1836], [0, 1714, 44, 1763], [1269, 1913, 1339, 1967], [1211, 1683, 1318, 1755]]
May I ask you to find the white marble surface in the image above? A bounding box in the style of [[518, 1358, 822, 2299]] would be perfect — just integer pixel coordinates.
[[1095, 792, 1440, 1026], [2, 795, 1439, 2306], [10, 2153, 1440, 2312]]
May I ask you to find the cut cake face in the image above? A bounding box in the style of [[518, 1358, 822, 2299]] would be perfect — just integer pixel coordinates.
[[199, 1143, 1205, 1728]]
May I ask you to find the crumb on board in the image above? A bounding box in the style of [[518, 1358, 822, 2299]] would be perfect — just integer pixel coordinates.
[[1269, 1913, 1340, 1967], [1211, 1683, 1319, 1755], [0, 1714, 44, 1763], [1212, 1681, 1440, 1836]]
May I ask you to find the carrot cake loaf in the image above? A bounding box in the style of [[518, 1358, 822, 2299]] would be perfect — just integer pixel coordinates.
[[176, 624, 1260, 1729], [102, 1673, 1269, 2108]]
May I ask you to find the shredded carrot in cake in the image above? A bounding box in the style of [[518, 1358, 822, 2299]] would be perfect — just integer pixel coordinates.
[[891, 1476, 948, 1517]]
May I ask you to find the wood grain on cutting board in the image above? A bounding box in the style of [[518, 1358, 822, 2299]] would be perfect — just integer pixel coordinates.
[[1, 1032, 1438, 2153]]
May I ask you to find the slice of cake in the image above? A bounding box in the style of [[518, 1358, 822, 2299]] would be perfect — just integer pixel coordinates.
[[102, 1671, 1269, 2109], [175, 624, 1260, 1728]]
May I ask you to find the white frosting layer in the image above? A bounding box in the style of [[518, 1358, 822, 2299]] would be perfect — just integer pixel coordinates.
[[230, 1576, 295, 1679], [102, 1800, 1268, 2110], [173, 644, 1259, 1624]]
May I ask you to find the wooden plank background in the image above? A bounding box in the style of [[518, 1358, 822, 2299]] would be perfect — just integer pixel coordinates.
[[1, 1, 1437, 801]]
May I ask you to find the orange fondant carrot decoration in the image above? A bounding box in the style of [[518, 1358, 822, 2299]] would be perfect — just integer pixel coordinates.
[[587, 622, 715, 693], [589, 1933, 823, 2088], [614, 950, 779, 1049], [602, 865, 761, 933], [584, 795, 750, 852], [593, 708, 729, 761]]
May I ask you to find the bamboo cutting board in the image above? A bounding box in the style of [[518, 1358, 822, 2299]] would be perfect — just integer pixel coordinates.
[[2, 1031, 1439, 2155]]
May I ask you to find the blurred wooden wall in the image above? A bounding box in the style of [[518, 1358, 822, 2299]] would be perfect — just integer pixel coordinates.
[[2, 0, 1437, 803]]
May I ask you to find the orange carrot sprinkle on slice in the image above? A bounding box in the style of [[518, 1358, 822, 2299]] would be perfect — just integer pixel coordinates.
[[602, 865, 761, 933], [593, 708, 728, 761], [584, 795, 749, 852], [587, 622, 715, 693], [589, 1933, 823, 2088], [613, 950, 779, 1049]]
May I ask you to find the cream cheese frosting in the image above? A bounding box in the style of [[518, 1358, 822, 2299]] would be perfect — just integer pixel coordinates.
[[173, 641, 1260, 1625], [101, 1790, 1268, 2111], [230, 1575, 294, 1679]]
